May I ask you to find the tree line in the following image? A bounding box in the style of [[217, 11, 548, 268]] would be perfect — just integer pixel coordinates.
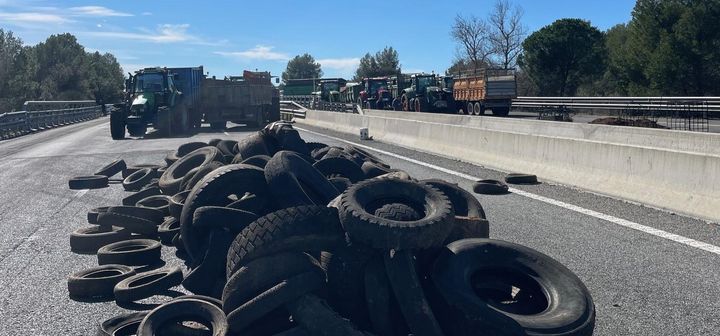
[[0, 29, 124, 112]]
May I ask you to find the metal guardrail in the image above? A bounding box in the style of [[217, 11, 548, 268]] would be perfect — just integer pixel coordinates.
[[279, 101, 308, 121], [514, 96, 720, 112], [0, 105, 104, 140]]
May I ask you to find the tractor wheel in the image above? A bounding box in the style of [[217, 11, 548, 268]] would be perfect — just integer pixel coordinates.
[[110, 112, 126, 140], [474, 102, 482, 115], [414, 98, 422, 112], [402, 95, 409, 111], [467, 102, 474, 115]]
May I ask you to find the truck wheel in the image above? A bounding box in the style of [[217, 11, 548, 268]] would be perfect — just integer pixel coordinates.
[[110, 112, 125, 140], [474, 102, 482, 115], [466, 102, 474, 115], [211, 121, 226, 130], [492, 107, 510, 117]]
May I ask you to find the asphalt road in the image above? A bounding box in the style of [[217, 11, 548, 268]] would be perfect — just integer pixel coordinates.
[[0, 117, 718, 335]]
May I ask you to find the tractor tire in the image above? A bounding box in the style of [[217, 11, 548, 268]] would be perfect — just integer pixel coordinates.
[[414, 98, 422, 112], [110, 112, 126, 140]]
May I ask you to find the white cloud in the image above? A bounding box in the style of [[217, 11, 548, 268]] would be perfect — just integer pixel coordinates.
[[83, 24, 221, 45], [318, 57, 360, 71], [69, 6, 132, 17], [0, 11, 72, 24], [214, 45, 289, 61]]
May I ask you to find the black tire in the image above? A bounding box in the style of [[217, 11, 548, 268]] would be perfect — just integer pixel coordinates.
[[169, 190, 190, 219], [87, 206, 110, 224], [265, 151, 340, 209], [338, 179, 454, 249], [98, 312, 147, 336], [122, 168, 154, 191], [364, 257, 394, 336], [95, 159, 127, 178], [361, 161, 392, 178], [69, 175, 109, 190], [179, 161, 224, 191], [208, 138, 223, 147], [97, 239, 162, 266], [182, 229, 234, 296], [179, 142, 212, 156], [473, 179, 510, 195], [223, 252, 322, 314], [114, 266, 183, 303], [237, 154, 272, 169], [128, 123, 146, 137], [286, 294, 367, 336], [227, 194, 271, 216], [226, 206, 345, 277], [311, 146, 334, 160], [159, 147, 224, 195], [193, 206, 259, 234], [225, 271, 325, 333], [305, 142, 328, 153], [157, 217, 180, 245], [328, 176, 352, 193], [70, 225, 131, 254], [68, 264, 136, 300], [432, 238, 596, 336], [321, 243, 375, 329], [505, 173, 538, 184], [312, 157, 365, 183], [122, 187, 160, 206], [235, 133, 271, 159], [276, 128, 309, 156], [180, 164, 268, 262], [384, 250, 444, 336], [374, 203, 421, 221], [110, 111, 126, 140], [216, 140, 238, 156], [136, 195, 172, 216], [138, 298, 228, 336], [123, 164, 163, 178]]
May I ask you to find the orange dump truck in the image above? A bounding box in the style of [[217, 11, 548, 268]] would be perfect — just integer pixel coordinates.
[[452, 68, 517, 116]]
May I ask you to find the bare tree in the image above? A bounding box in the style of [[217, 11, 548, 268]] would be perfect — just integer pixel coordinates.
[[489, 0, 527, 69], [450, 15, 492, 74]]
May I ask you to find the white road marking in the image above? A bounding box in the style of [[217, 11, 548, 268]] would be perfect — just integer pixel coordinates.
[[74, 189, 89, 198], [297, 127, 720, 256], [223, 131, 230, 136]]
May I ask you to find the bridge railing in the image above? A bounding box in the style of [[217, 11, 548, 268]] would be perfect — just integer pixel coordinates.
[[0, 104, 104, 140]]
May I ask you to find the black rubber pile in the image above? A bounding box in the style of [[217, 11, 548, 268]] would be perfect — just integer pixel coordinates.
[[66, 121, 596, 335]]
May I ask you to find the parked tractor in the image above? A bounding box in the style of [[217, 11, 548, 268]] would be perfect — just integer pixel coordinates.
[[400, 73, 450, 112], [314, 78, 347, 103], [358, 77, 392, 110], [111, 67, 198, 139]]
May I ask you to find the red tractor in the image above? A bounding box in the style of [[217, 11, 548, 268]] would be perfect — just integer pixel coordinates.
[[358, 77, 392, 110]]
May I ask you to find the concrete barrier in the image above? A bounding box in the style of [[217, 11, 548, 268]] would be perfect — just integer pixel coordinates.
[[297, 109, 720, 222]]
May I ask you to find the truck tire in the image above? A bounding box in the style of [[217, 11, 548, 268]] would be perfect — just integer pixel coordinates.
[[110, 111, 126, 140], [68, 264, 136, 300], [466, 102, 474, 115], [473, 102, 481, 115], [492, 106, 510, 117]]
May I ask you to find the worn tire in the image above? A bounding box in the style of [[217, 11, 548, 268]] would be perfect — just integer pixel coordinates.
[[179, 161, 224, 191], [226, 206, 345, 277], [98, 312, 147, 336], [122, 168, 154, 191], [360, 161, 392, 178], [328, 176, 352, 193], [70, 225, 132, 254], [473, 179, 510, 195], [169, 190, 190, 219], [265, 151, 339, 209], [114, 266, 184, 303], [107, 205, 165, 223], [312, 157, 365, 183], [237, 154, 272, 169], [159, 147, 223, 195], [69, 175, 109, 190], [95, 159, 127, 178], [137, 298, 228, 336], [432, 238, 596, 336], [98, 211, 160, 236], [136, 195, 172, 216], [286, 294, 367, 336], [157, 217, 180, 245], [339, 179, 454, 249], [183, 229, 234, 296], [97, 239, 162, 266], [87, 206, 109, 224], [180, 164, 267, 262], [235, 133, 271, 159], [122, 187, 160, 206], [68, 264, 136, 300], [505, 173, 538, 185], [193, 206, 259, 234]]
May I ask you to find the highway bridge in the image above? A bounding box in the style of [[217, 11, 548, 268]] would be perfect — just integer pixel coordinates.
[[0, 105, 718, 335]]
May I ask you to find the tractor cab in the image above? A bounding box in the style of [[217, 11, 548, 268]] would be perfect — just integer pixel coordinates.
[[315, 78, 347, 102], [359, 77, 391, 109], [128, 68, 181, 119]]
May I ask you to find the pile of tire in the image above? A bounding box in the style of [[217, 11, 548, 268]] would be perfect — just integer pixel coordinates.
[[66, 121, 596, 335]]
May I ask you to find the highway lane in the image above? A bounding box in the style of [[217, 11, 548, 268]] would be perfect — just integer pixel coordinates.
[[0, 118, 718, 335]]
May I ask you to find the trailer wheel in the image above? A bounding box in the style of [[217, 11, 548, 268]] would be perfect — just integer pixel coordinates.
[[110, 112, 125, 140], [474, 102, 482, 115], [466, 102, 474, 115]]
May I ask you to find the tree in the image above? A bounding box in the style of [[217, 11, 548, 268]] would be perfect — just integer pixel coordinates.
[[282, 54, 322, 83], [33, 33, 91, 100], [519, 19, 606, 96], [87, 52, 125, 104], [0, 29, 25, 111], [451, 14, 492, 73], [488, 0, 526, 69], [355, 47, 401, 80], [622, 0, 720, 96], [445, 58, 488, 75]]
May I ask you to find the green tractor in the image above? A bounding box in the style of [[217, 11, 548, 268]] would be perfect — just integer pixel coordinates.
[[111, 67, 198, 139], [314, 78, 347, 103], [400, 73, 450, 112]]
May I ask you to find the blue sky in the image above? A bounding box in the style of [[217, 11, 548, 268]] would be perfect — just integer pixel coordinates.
[[0, 0, 635, 79]]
